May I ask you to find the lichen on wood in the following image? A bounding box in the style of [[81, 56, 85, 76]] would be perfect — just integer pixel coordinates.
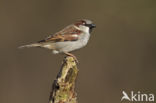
[[49, 56, 79, 103]]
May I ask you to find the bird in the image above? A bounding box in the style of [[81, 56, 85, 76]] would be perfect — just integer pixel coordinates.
[[19, 19, 96, 62]]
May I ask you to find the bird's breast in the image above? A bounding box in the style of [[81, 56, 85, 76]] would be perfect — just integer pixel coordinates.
[[54, 33, 90, 53]]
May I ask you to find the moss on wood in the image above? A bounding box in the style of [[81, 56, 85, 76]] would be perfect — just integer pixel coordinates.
[[49, 56, 78, 103]]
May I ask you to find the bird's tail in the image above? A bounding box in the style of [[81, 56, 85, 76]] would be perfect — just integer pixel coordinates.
[[18, 43, 41, 49]]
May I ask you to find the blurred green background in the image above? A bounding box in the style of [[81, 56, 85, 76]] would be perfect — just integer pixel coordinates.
[[0, 0, 156, 103]]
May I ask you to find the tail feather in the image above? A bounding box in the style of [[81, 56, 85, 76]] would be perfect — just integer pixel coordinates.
[[18, 43, 41, 49]]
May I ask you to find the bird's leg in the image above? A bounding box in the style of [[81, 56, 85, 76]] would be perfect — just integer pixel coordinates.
[[64, 52, 78, 63]]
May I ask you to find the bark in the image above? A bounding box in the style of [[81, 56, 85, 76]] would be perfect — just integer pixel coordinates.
[[49, 56, 79, 103]]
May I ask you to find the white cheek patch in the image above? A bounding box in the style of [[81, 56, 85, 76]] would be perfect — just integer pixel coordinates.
[[79, 25, 89, 33]]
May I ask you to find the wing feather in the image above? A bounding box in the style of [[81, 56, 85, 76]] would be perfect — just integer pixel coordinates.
[[38, 25, 82, 43]]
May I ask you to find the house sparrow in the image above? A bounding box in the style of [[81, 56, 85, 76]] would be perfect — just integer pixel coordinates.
[[19, 19, 96, 62]]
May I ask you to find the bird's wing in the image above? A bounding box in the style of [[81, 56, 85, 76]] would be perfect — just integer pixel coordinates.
[[38, 25, 82, 43]]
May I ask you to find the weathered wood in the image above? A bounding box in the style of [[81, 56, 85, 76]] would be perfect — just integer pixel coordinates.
[[49, 56, 79, 103]]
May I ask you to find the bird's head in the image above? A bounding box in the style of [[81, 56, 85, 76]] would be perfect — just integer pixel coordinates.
[[74, 19, 96, 33]]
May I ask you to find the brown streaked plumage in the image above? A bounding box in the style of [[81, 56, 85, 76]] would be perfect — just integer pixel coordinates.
[[38, 25, 82, 43], [19, 19, 96, 62]]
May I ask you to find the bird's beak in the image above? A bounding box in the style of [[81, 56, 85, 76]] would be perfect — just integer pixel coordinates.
[[91, 24, 96, 28], [84, 24, 96, 29], [85, 24, 96, 28]]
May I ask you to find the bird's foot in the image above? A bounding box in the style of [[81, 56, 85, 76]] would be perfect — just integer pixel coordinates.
[[64, 52, 79, 63]]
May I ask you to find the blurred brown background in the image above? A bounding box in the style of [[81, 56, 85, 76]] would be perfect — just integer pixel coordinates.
[[0, 0, 156, 103]]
